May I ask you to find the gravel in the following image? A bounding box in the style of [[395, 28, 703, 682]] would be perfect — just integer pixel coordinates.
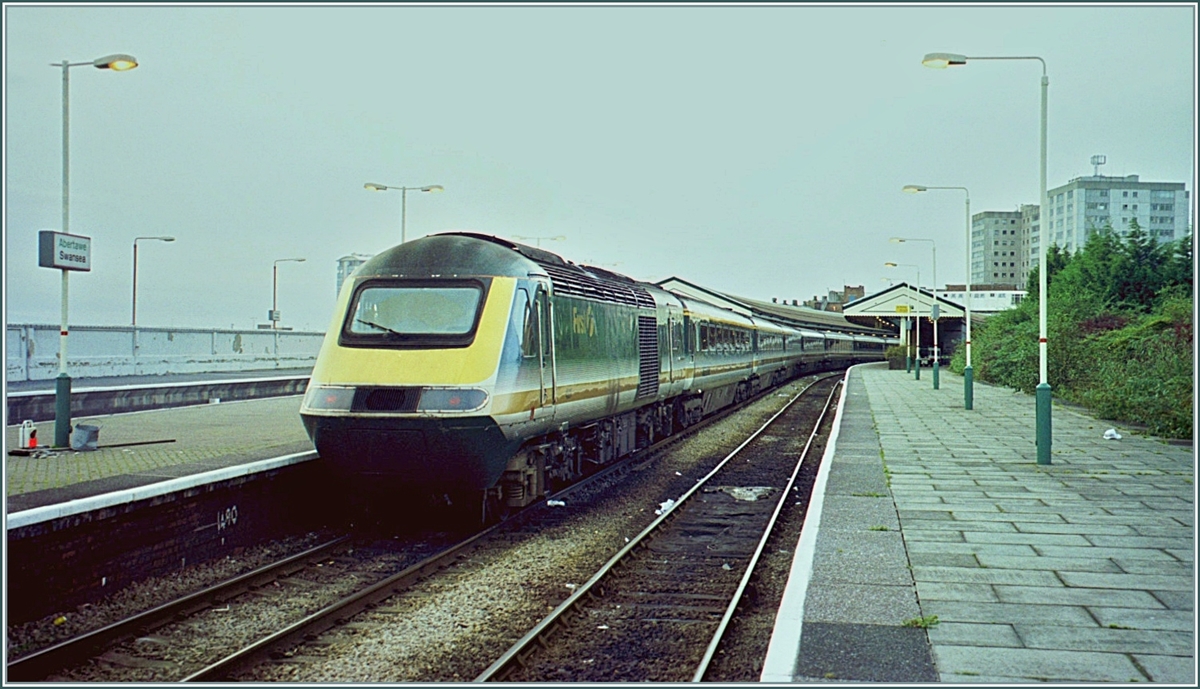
[[7, 376, 824, 682], [238, 377, 818, 682]]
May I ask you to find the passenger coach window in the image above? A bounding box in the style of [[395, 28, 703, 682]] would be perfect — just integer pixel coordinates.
[[348, 285, 482, 336]]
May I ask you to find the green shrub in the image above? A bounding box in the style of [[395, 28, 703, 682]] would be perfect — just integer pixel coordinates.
[[963, 230, 1192, 439]]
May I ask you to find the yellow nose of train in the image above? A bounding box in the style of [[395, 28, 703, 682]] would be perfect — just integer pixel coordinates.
[[301, 233, 537, 492]]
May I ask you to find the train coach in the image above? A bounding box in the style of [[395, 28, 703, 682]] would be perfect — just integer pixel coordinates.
[[300, 232, 891, 519]]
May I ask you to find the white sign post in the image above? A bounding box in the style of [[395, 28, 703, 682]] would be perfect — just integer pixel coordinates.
[[38, 230, 91, 447]]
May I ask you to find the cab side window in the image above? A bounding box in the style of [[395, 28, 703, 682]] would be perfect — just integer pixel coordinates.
[[518, 289, 538, 358]]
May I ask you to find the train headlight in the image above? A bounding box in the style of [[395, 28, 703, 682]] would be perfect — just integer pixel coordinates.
[[303, 385, 355, 411], [417, 387, 489, 412]]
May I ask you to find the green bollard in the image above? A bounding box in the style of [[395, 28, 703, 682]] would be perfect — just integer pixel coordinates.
[[933, 360, 940, 390], [914, 358, 921, 380], [1036, 383, 1052, 465], [905, 354, 911, 373], [55, 372, 72, 448], [964, 365, 974, 410]]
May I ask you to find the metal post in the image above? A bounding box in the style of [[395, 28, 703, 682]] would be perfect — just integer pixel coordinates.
[[932, 243, 939, 390], [1036, 70, 1052, 464], [964, 193, 974, 409], [55, 60, 72, 448], [914, 269, 921, 381], [132, 240, 139, 326], [401, 187, 408, 244], [914, 307, 921, 381], [904, 316, 911, 372]]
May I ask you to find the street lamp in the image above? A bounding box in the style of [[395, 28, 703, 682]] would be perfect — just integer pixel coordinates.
[[272, 258, 306, 330], [364, 182, 444, 244], [132, 236, 175, 327], [891, 237, 939, 388], [904, 184, 973, 408], [885, 262, 921, 376], [923, 50, 1051, 464], [51, 52, 139, 448], [514, 235, 566, 249]]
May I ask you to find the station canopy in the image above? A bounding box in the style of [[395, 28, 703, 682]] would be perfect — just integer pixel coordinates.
[[655, 277, 890, 335], [842, 283, 965, 320]]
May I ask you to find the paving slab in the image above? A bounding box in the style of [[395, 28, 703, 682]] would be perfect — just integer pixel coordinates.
[[763, 364, 1194, 683], [6, 395, 313, 512]]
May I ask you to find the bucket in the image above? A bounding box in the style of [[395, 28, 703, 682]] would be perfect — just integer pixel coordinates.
[[19, 420, 37, 449], [71, 424, 100, 451]]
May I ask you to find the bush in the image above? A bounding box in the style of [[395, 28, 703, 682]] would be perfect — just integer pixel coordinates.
[[964, 230, 1192, 439]]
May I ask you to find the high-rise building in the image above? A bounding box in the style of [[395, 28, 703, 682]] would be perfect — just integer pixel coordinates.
[[336, 254, 373, 297], [1045, 174, 1189, 252], [971, 210, 1023, 288], [973, 170, 1188, 289], [1019, 203, 1041, 288]]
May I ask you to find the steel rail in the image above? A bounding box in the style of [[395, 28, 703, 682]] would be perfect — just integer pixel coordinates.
[[473, 374, 838, 682], [178, 375, 821, 681], [5, 535, 351, 681], [181, 517, 513, 681], [692, 378, 842, 681]]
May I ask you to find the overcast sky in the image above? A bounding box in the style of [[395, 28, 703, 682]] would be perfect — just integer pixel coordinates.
[[4, 3, 1196, 332]]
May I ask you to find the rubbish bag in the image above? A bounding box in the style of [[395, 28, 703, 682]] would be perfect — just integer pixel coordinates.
[[71, 424, 100, 451], [1102, 428, 1122, 440]]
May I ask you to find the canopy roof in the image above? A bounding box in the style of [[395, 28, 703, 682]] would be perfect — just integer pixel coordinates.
[[842, 283, 965, 319]]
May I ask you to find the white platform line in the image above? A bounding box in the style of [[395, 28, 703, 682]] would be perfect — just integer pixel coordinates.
[[6, 374, 309, 398], [759, 365, 855, 683], [6, 450, 318, 531]]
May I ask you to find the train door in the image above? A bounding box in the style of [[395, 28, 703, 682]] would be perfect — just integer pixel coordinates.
[[534, 285, 556, 418], [667, 310, 684, 383]]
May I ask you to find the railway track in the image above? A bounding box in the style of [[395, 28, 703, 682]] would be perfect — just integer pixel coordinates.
[[6, 531, 472, 682], [6, 536, 351, 681], [7, 373, 840, 682], [476, 375, 841, 682]]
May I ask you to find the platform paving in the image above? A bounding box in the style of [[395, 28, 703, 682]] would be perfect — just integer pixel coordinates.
[[764, 363, 1194, 684], [5, 395, 313, 513]]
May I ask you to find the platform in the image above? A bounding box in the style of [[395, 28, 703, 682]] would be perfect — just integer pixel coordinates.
[[5, 395, 314, 515], [5, 366, 1194, 682], [763, 363, 1194, 683]]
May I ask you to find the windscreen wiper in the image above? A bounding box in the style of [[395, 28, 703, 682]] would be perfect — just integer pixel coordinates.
[[355, 318, 404, 336]]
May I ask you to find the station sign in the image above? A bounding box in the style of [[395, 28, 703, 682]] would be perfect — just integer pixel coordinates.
[[38, 231, 92, 271], [894, 304, 910, 313]]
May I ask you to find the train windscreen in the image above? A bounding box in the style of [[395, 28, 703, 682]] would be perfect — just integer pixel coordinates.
[[348, 285, 482, 336]]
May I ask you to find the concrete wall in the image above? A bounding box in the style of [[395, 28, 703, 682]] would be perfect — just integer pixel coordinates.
[[7, 324, 325, 383]]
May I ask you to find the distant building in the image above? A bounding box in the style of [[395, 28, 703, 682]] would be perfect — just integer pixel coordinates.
[[802, 285, 865, 312], [973, 168, 1189, 289], [1019, 203, 1041, 288], [1046, 174, 1189, 252], [336, 254, 374, 297], [940, 284, 1026, 314], [971, 211, 1023, 288]]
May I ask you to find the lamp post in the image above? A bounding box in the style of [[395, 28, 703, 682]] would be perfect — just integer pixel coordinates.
[[923, 51, 1050, 464], [513, 235, 566, 248], [132, 236, 176, 326], [885, 262, 921, 377], [52, 53, 139, 448], [364, 182, 444, 244], [891, 237, 939, 388], [904, 184, 972, 408], [272, 258, 306, 330]]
